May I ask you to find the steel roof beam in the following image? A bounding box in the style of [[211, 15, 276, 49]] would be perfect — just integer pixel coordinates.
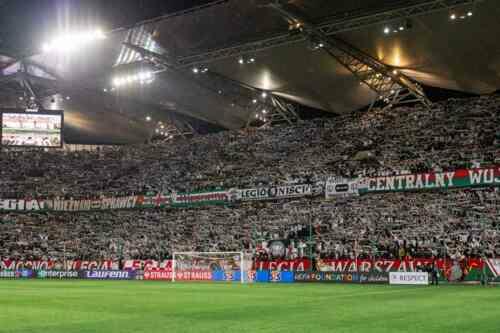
[[268, 2, 432, 110], [177, 0, 479, 66]]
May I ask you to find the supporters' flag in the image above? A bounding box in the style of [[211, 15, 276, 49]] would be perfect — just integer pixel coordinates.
[[486, 259, 500, 277]]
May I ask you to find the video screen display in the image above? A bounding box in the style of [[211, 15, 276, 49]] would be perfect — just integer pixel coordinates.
[[1, 112, 63, 147]]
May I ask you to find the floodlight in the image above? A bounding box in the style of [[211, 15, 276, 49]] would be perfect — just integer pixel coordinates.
[[112, 77, 122, 87], [138, 71, 152, 81], [42, 43, 51, 53], [41, 28, 106, 54], [383, 27, 390, 34], [94, 28, 106, 40], [146, 116, 152, 122], [450, 13, 457, 20]]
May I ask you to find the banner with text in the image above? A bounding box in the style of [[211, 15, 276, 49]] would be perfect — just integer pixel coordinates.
[[389, 272, 428, 285], [325, 166, 500, 198], [171, 190, 230, 208], [1, 166, 498, 213], [325, 177, 360, 199], [317, 258, 483, 282], [236, 184, 315, 202], [0, 259, 117, 271]]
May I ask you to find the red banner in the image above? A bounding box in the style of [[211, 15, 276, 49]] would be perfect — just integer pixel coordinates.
[[122, 260, 173, 271], [253, 259, 311, 271], [253, 258, 483, 279], [317, 258, 483, 274], [2, 258, 484, 282], [0, 260, 116, 271]]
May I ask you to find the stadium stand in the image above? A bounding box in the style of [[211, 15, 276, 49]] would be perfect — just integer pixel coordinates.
[[0, 95, 499, 262]]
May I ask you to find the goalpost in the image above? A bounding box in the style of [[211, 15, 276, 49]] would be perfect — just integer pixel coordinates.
[[172, 251, 251, 283]]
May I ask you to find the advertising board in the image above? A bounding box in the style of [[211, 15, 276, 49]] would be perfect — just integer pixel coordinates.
[[389, 272, 429, 285]]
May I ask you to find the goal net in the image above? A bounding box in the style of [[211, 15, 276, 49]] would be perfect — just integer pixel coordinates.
[[172, 251, 252, 283]]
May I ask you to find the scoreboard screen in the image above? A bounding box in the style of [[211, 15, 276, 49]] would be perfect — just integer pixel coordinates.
[[1, 111, 63, 148]]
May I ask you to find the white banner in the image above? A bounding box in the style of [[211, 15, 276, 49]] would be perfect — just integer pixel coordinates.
[[389, 272, 429, 285], [325, 177, 359, 199], [237, 184, 312, 201], [0, 196, 139, 212]]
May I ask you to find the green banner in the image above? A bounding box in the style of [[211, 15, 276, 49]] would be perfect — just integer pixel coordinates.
[[359, 166, 500, 194], [171, 190, 230, 207]]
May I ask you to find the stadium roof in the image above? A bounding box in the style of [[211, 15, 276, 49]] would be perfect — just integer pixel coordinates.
[[0, 0, 499, 144]]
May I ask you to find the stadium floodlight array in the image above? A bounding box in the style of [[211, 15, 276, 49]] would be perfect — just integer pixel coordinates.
[[171, 251, 251, 283], [112, 71, 155, 87], [238, 56, 256, 64], [450, 10, 473, 20], [41, 29, 106, 53]]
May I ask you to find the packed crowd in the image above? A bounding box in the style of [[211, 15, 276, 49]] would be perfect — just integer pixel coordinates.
[[0, 94, 499, 261], [1, 94, 498, 198], [1, 188, 498, 261]]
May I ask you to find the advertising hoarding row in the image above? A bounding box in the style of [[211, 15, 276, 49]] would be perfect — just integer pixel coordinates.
[[0, 270, 135, 280]]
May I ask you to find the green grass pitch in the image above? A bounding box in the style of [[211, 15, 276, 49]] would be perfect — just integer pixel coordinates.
[[1, 280, 499, 333]]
